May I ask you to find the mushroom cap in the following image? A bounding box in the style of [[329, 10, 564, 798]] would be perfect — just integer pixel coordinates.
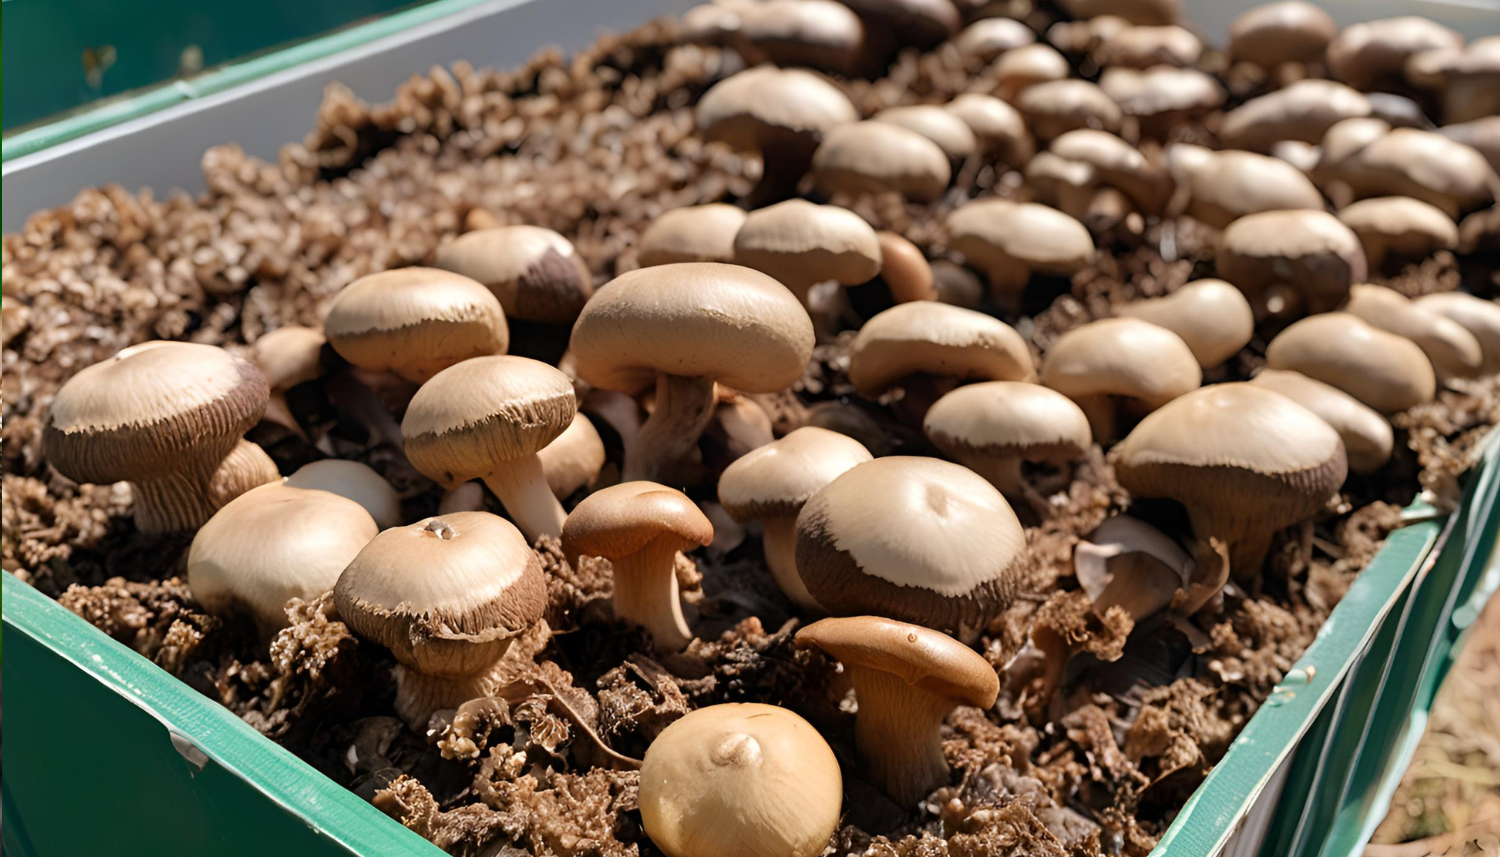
[[811, 121, 953, 203], [840, 0, 960, 47], [1338, 129, 1497, 217], [951, 17, 1036, 60], [638, 204, 749, 267], [944, 94, 1034, 165], [795, 616, 999, 708], [946, 199, 1094, 277], [847, 302, 1036, 397], [872, 105, 979, 161], [1318, 116, 1391, 166], [402, 356, 577, 489], [736, 0, 866, 73], [1041, 317, 1202, 407], [45, 341, 270, 485], [924, 382, 1092, 464], [1217, 210, 1367, 316], [332, 511, 546, 674], [562, 481, 713, 560], [876, 231, 937, 302], [1048, 129, 1166, 210], [189, 482, 379, 634], [323, 268, 509, 384], [1228, 0, 1338, 67], [1437, 116, 1500, 176], [1057, 0, 1178, 25], [1098, 66, 1224, 119], [1414, 292, 1500, 375], [696, 66, 858, 150], [994, 44, 1071, 98], [733, 200, 882, 289], [569, 263, 815, 395], [638, 703, 842, 857], [1117, 280, 1255, 368], [1167, 145, 1324, 229], [1337, 197, 1459, 263], [537, 413, 607, 500], [1016, 80, 1123, 140], [250, 326, 326, 392], [1344, 284, 1483, 378], [1327, 16, 1464, 92], [1097, 25, 1201, 68], [285, 459, 403, 529], [1220, 79, 1372, 150], [718, 426, 874, 521], [795, 456, 1025, 634], [434, 226, 593, 324], [1265, 312, 1436, 413], [1249, 369, 1394, 473]]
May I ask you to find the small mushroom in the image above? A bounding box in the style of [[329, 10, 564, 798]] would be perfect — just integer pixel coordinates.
[[333, 512, 547, 728], [1164, 144, 1325, 229], [872, 105, 979, 164], [795, 616, 998, 804], [1343, 284, 1483, 379], [1117, 280, 1255, 369], [811, 121, 953, 203], [1096, 66, 1224, 133], [1320, 128, 1497, 218], [639, 703, 842, 857], [1337, 197, 1459, 268], [946, 199, 1094, 307], [537, 413, 607, 500], [1227, 1, 1337, 68], [637, 204, 748, 267], [1096, 25, 1201, 68], [189, 482, 378, 639], [1437, 116, 1500, 175], [1413, 293, 1500, 375], [1217, 210, 1367, 318], [711, 392, 776, 459], [434, 226, 594, 325], [1407, 38, 1500, 125], [286, 459, 403, 529], [1041, 129, 1171, 221], [1046, 15, 1131, 56], [732, 0, 867, 75], [994, 44, 1072, 101], [950, 17, 1035, 62], [402, 355, 577, 542], [732, 200, 882, 307], [1220, 79, 1372, 151], [1057, 0, 1179, 26], [1327, 16, 1464, 92], [1265, 312, 1436, 413], [944, 94, 1035, 167], [250, 325, 326, 434], [45, 341, 279, 534], [875, 231, 938, 304], [1040, 317, 1201, 442], [840, 0, 960, 51], [562, 481, 713, 651], [1016, 80, 1123, 141], [1250, 369, 1394, 473]]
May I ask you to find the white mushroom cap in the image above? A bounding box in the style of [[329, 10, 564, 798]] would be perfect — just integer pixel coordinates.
[[1165, 144, 1324, 229], [638, 205, 748, 267], [732, 200, 883, 297], [1117, 280, 1255, 369], [1337, 197, 1459, 267], [811, 121, 954, 203], [1344, 284, 1483, 379], [286, 459, 403, 529], [847, 302, 1036, 397], [1414, 292, 1500, 375], [1250, 369, 1394, 473], [1265, 312, 1436, 413]]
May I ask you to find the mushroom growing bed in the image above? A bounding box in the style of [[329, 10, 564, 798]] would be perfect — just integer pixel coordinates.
[[3, 2, 1500, 856]]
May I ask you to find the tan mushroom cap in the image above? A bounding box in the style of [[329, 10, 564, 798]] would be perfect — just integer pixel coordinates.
[[569, 263, 815, 395], [1217, 210, 1368, 316], [638, 703, 843, 857], [1250, 369, 1394, 473], [944, 94, 1034, 165], [1317, 116, 1390, 167], [286, 459, 403, 529], [538, 413, 607, 500], [876, 231, 937, 303], [1265, 312, 1436, 413], [1438, 116, 1500, 176], [1220, 79, 1372, 151], [951, 17, 1036, 60], [736, 0, 866, 74], [840, 0, 960, 48], [696, 65, 859, 147], [1228, 1, 1338, 67], [872, 105, 979, 162], [795, 456, 1025, 636], [1097, 25, 1201, 68], [1118, 280, 1255, 369], [1046, 15, 1131, 55], [1333, 129, 1497, 218], [1016, 80, 1123, 140], [796, 616, 999, 708], [1344, 284, 1483, 379], [924, 381, 1092, 464], [323, 267, 509, 384], [994, 44, 1071, 100], [1058, 0, 1179, 25], [1166, 145, 1324, 229], [1049, 129, 1167, 211], [1337, 197, 1459, 266], [719, 427, 874, 521], [251, 325, 326, 392], [847, 302, 1036, 397], [811, 121, 953, 203], [638, 204, 748, 267], [732, 200, 883, 294], [189, 482, 379, 636], [1041, 317, 1202, 408], [1414, 292, 1500, 375], [563, 481, 713, 559], [1098, 66, 1224, 120], [435, 226, 593, 324], [946, 199, 1094, 291], [1327, 16, 1464, 92]]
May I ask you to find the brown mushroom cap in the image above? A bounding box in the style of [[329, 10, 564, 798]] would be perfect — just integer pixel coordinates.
[[994, 44, 1071, 100], [950, 17, 1036, 61], [1118, 280, 1255, 369], [735, 0, 866, 74], [1166, 145, 1325, 229], [1228, 1, 1338, 67], [1337, 197, 1459, 267], [847, 302, 1036, 397], [1220, 79, 1372, 151], [1344, 284, 1483, 379], [638, 204, 748, 267], [1317, 116, 1391, 167], [872, 105, 979, 162], [1250, 369, 1394, 473], [1327, 16, 1464, 92], [1049, 129, 1168, 212], [732, 200, 883, 297], [1057, 0, 1179, 25], [1097, 66, 1224, 122], [435, 226, 593, 324], [944, 94, 1035, 166], [811, 121, 953, 203], [324, 267, 509, 384], [696, 66, 858, 149], [1331, 129, 1497, 218], [1041, 317, 1202, 408], [875, 231, 937, 303], [1046, 15, 1131, 56], [796, 615, 998, 708], [537, 413, 607, 500], [285, 459, 403, 529], [1097, 25, 1201, 68], [250, 325, 326, 394], [1414, 292, 1500, 375], [840, 0, 960, 48], [1265, 312, 1437, 413], [923, 382, 1092, 501], [1437, 116, 1500, 176], [946, 199, 1094, 298], [1016, 79, 1123, 140], [1217, 210, 1368, 317]]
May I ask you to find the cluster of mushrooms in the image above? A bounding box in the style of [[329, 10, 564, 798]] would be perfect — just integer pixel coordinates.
[[34, 0, 1500, 854]]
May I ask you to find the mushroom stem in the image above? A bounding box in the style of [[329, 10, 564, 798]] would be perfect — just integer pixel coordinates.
[[439, 482, 488, 515], [762, 516, 821, 611], [849, 667, 957, 806], [626, 375, 718, 483], [980, 260, 1031, 314], [482, 454, 567, 543], [746, 138, 817, 208], [1073, 394, 1118, 444], [612, 540, 694, 651], [136, 439, 279, 534], [392, 645, 517, 729]]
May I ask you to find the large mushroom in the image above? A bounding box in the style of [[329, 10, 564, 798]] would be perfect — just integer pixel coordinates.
[[1343, 284, 1483, 379], [1216, 210, 1368, 318], [1040, 317, 1202, 442], [732, 200, 882, 307], [1265, 312, 1437, 413], [1250, 369, 1394, 473], [946, 199, 1094, 309], [811, 121, 953, 203], [1117, 280, 1255, 370], [1228, 1, 1338, 69], [1414, 293, 1500, 375], [1164, 144, 1325, 229], [435, 225, 594, 324], [1318, 128, 1498, 218], [1219, 79, 1372, 151]]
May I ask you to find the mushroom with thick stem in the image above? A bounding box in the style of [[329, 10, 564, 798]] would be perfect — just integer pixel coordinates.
[[1217, 210, 1368, 319], [717, 427, 873, 611], [1040, 317, 1202, 443], [732, 200, 882, 308], [250, 325, 326, 435], [637, 204, 747, 267], [434, 225, 594, 325], [333, 511, 547, 729], [402, 355, 577, 543], [1117, 280, 1255, 370], [1250, 369, 1394, 473], [1414, 293, 1500, 375], [1265, 312, 1437, 414], [44, 341, 280, 534], [1016, 80, 1123, 141], [1326, 16, 1464, 93], [810, 121, 952, 204], [946, 200, 1094, 309], [562, 481, 713, 651], [537, 413, 607, 501], [944, 94, 1034, 168], [1343, 284, 1483, 380], [1164, 144, 1324, 229], [286, 459, 403, 529], [795, 616, 998, 805], [568, 263, 815, 484], [1337, 197, 1459, 269], [1228, 1, 1338, 69], [1220, 79, 1372, 151]]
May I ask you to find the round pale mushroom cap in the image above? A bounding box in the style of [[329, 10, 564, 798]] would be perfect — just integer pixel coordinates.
[[562, 481, 713, 561], [1118, 280, 1255, 369], [1337, 129, 1497, 218], [1218, 210, 1368, 316], [1318, 116, 1390, 167], [1344, 284, 1483, 378], [251, 326, 326, 392], [794, 616, 998, 708], [876, 231, 937, 303], [1049, 129, 1166, 210], [947, 199, 1094, 280], [719, 427, 874, 522], [1017, 80, 1123, 140], [638, 205, 748, 267], [639, 703, 842, 857], [1414, 292, 1500, 375], [1167, 146, 1324, 229], [1328, 16, 1464, 92], [189, 482, 379, 635], [402, 356, 577, 489], [795, 456, 1025, 635], [1098, 66, 1224, 120], [736, 0, 866, 73], [840, 0, 960, 48], [1228, 1, 1338, 67], [286, 459, 403, 529], [333, 511, 546, 674], [847, 302, 1036, 397], [1220, 80, 1372, 151], [1041, 317, 1202, 409], [45, 341, 269, 486], [537, 413, 607, 500], [924, 382, 1092, 465], [1338, 197, 1459, 264], [733, 200, 882, 289], [872, 105, 979, 162], [1057, 0, 1179, 25], [435, 226, 592, 325], [1097, 25, 1201, 68], [811, 121, 952, 203], [944, 94, 1034, 165], [951, 17, 1035, 61], [1250, 369, 1394, 473], [1437, 117, 1500, 176], [324, 268, 509, 384], [994, 44, 1071, 100], [696, 66, 859, 152], [569, 263, 815, 395], [1265, 312, 1436, 413]]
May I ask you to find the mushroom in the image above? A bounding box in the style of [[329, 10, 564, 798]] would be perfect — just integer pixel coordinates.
[[810, 121, 952, 203], [1216, 209, 1368, 318], [732, 200, 882, 307], [285, 459, 403, 529], [1343, 284, 1483, 380], [872, 105, 979, 164], [946, 199, 1094, 308], [402, 355, 577, 542], [1057, 0, 1179, 26], [1265, 312, 1436, 413], [795, 616, 998, 804], [1228, 1, 1337, 68], [1117, 280, 1255, 370], [839, 0, 960, 52], [1164, 144, 1325, 229], [1407, 38, 1500, 125], [189, 482, 378, 639], [1041, 129, 1171, 221], [944, 94, 1035, 167], [731, 0, 867, 75], [1337, 197, 1459, 268], [434, 226, 594, 325], [994, 44, 1072, 101], [696, 66, 859, 205], [250, 325, 326, 435], [1413, 292, 1500, 375], [873, 231, 938, 304], [44, 341, 280, 534], [1040, 317, 1202, 442], [795, 456, 1026, 639], [1319, 128, 1497, 218], [637, 204, 748, 267], [1096, 25, 1201, 68], [562, 481, 713, 651], [1327, 16, 1464, 92], [1112, 383, 1348, 577], [1097, 66, 1225, 133], [639, 703, 842, 857], [1047, 15, 1131, 56], [1437, 116, 1500, 176], [717, 427, 873, 610], [950, 17, 1035, 62], [333, 511, 547, 728], [1250, 369, 1394, 473], [711, 392, 776, 459], [537, 413, 607, 500], [1220, 79, 1372, 151], [569, 263, 815, 483], [1016, 80, 1123, 141]]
